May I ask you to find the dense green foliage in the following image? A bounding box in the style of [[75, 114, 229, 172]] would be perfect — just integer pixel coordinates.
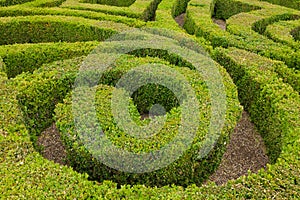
[[1, 0, 300, 198], [80, 0, 136, 7]]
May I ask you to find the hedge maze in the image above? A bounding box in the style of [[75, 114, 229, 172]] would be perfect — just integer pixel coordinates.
[[1, 0, 299, 198]]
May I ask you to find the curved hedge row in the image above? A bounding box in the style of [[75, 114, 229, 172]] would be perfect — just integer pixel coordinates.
[[61, 0, 162, 21], [260, 0, 300, 10], [53, 53, 241, 186], [184, 0, 300, 69], [0, 15, 131, 78], [265, 19, 300, 49], [0, 0, 34, 7], [80, 0, 136, 7], [0, 15, 120, 45]]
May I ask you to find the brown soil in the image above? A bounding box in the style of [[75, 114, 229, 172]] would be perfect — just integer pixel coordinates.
[[37, 111, 268, 185], [174, 13, 186, 27], [37, 123, 67, 165], [208, 111, 269, 185], [212, 17, 227, 31]]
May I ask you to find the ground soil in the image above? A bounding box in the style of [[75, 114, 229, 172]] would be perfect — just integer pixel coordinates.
[[208, 111, 269, 185], [174, 13, 186, 28]]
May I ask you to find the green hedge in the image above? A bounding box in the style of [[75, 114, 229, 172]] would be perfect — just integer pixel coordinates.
[[80, 0, 136, 7], [213, 47, 300, 163], [265, 20, 300, 49], [171, 0, 190, 17], [0, 42, 98, 78], [259, 0, 300, 10], [0, 16, 118, 45], [1, 0, 300, 198], [0, 6, 145, 27], [213, 0, 261, 19], [184, 0, 300, 69], [2, 41, 300, 199], [54, 54, 241, 187], [0, 0, 33, 6], [12, 57, 83, 138], [61, 0, 161, 21], [218, 47, 300, 93]]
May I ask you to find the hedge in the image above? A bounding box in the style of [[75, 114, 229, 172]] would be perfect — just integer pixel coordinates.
[[79, 0, 136, 7], [0, 42, 98, 78], [265, 19, 300, 49], [0, 0, 33, 6], [1, 39, 299, 199], [183, 0, 300, 69], [60, 0, 162, 21], [1, 0, 300, 198], [12, 57, 84, 139], [213, 47, 300, 163], [0, 5, 145, 27], [53, 52, 241, 186], [218, 47, 300, 94], [0, 15, 120, 45], [259, 0, 300, 10]]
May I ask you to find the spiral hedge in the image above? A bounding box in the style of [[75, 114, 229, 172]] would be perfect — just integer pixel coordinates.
[[1, 0, 300, 198]]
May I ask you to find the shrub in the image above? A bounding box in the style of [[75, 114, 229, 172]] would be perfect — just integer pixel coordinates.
[[80, 0, 136, 7], [0, 0, 33, 6], [55, 54, 241, 187], [213, 47, 300, 162]]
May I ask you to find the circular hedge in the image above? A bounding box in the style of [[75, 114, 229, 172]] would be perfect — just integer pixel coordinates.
[[53, 36, 242, 186]]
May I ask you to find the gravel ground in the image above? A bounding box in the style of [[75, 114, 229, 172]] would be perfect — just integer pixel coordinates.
[[208, 111, 269, 185], [37, 123, 67, 165]]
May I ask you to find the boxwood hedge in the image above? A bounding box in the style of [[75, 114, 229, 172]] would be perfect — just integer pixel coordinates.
[[1, 0, 300, 198], [0, 0, 34, 6], [265, 19, 300, 49], [184, 0, 300, 69], [80, 0, 136, 7], [53, 54, 241, 187]]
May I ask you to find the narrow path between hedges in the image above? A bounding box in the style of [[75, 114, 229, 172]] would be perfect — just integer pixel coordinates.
[[37, 111, 269, 185], [207, 111, 269, 185], [174, 13, 227, 31]]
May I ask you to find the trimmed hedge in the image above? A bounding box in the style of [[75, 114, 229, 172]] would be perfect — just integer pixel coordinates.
[[259, 0, 300, 10], [184, 0, 300, 69], [265, 19, 300, 49], [54, 53, 241, 187], [219, 47, 300, 94], [1, 0, 300, 198], [213, 0, 261, 19], [80, 0, 136, 7], [0, 15, 119, 45], [61, 0, 162, 21], [12, 57, 84, 138], [213, 47, 300, 163], [0, 42, 98, 78], [0, 0, 33, 6], [0, 5, 145, 27]]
